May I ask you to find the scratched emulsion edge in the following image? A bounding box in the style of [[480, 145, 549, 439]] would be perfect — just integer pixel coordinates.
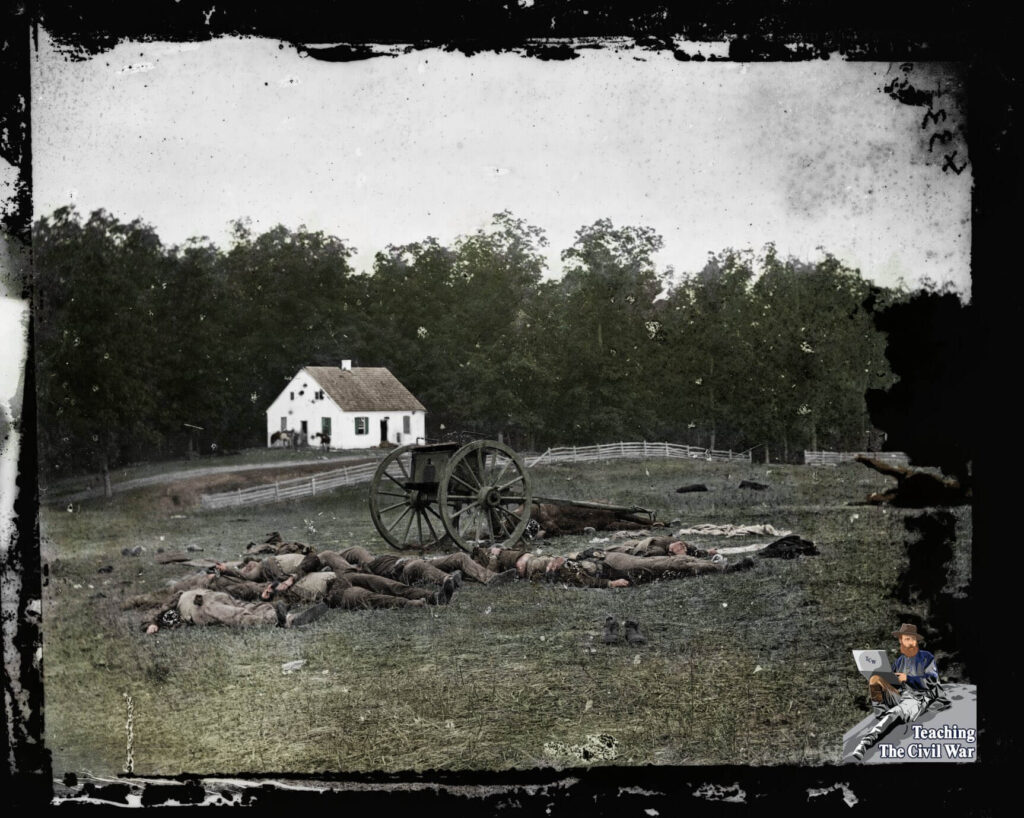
[[2, 0, 49, 809], [19, 0, 1004, 811]]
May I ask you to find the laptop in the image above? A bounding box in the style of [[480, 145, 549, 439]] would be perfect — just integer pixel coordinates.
[[852, 649, 900, 684]]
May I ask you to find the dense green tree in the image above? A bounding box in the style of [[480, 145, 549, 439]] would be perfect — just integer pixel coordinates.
[[220, 221, 359, 446], [32, 205, 902, 476], [155, 237, 235, 454], [751, 248, 896, 459], [34, 207, 168, 489], [548, 219, 668, 443], [663, 250, 758, 451]]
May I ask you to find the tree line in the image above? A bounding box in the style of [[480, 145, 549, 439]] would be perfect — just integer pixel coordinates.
[[33, 206, 908, 479]]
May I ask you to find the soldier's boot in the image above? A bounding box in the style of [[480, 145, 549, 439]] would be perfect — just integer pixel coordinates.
[[433, 574, 458, 605], [602, 615, 620, 644], [851, 712, 900, 761], [624, 620, 647, 645]]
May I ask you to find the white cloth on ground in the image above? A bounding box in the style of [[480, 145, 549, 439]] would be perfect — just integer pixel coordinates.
[[713, 542, 771, 555], [675, 523, 791, 538]]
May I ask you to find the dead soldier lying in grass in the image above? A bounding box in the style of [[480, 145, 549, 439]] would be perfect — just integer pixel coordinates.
[[126, 529, 781, 633], [123, 535, 497, 632], [39, 458, 970, 774]]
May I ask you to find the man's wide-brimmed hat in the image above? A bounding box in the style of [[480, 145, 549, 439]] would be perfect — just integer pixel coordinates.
[[892, 623, 925, 643]]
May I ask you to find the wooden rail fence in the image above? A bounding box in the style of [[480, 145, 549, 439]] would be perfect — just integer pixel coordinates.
[[525, 441, 751, 467], [200, 462, 380, 510], [803, 450, 909, 467], [199, 441, 752, 510]]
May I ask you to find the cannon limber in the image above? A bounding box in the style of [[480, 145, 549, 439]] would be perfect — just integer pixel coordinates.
[[368, 438, 655, 552]]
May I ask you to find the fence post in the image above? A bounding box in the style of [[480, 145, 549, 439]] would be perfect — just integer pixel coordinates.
[[664, 441, 669, 457], [236, 488, 241, 507], [275, 482, 280, 501], [312, 476, 317, 496]]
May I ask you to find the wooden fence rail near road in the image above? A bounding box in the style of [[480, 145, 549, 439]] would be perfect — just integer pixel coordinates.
[[803, 450, 910, 467], [199, 441, 752, 510], [525, 442, 751, 467], [200, 462, 380, 510]]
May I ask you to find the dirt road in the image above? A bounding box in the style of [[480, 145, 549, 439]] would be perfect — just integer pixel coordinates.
[[43, 452, 384, 504]]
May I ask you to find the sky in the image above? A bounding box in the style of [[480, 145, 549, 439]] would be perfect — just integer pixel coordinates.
[[30, 32, 972, 298]]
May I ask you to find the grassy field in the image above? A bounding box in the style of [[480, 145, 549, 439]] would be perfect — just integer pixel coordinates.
[[39, 457, 972, 776]]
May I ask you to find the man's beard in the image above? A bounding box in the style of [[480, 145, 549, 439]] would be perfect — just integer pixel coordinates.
[[900, 643, 919, 658]]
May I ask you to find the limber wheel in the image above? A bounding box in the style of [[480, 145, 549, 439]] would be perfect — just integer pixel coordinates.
[[437, 440, 533, 552], [368, 445, 447, 550]]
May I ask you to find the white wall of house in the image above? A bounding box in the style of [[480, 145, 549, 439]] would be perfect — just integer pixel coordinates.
[[265, 370, 426, 450], [332, 409, 426, 449]]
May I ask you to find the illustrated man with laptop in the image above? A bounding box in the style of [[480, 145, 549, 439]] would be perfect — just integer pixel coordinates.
[[850, 622, 951, 761]]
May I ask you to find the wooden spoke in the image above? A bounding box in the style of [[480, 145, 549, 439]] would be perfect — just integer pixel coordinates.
[[496, 475, 525, 493], [368, 444, 446, 550], [385, 505, 412, 534], [450, 503, 481, 521], [422, 509, 440, 543], [493, 510, 511, 537], [454, 464, 481, 489], [496, 505, 524, 523], [437, 440, 533, 552], [492, 457, 512, 487]]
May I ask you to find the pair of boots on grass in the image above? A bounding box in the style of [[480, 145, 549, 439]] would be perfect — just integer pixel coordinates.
[[602, 615, 646, 645]]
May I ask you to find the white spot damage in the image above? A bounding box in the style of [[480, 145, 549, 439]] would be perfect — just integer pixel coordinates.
[[1, 292, 30, 774], [808, 783, 859, 808], [543, 734, 619, 764], [693, 783, 747, 803]]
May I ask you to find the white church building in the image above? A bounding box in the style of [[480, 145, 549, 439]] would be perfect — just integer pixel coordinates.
[[266, 362, 426, 450]]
